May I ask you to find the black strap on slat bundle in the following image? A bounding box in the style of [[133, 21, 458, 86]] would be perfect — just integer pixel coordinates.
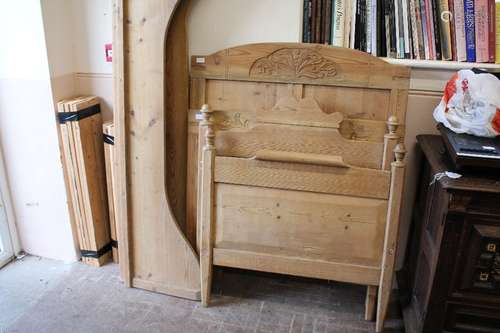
[[111, 239, 118, 248], [80, 241, 113, 259], [58, 104, 101, 124], [103, 134, 115, 145]]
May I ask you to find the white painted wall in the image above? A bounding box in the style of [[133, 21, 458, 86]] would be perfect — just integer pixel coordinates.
[[0, 0, 77, 262], [188, 0, 303, 56], [72, 0, 113, 74]]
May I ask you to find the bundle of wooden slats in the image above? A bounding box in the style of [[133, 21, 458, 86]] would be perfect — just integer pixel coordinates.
[[57, 96, 112, 267], [103, 121, 119, 263]]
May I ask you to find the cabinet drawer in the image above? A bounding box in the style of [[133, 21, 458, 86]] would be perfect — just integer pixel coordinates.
[[445, 303, 500, 333]]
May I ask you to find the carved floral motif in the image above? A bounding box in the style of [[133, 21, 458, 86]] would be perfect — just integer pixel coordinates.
[[250, 48, 337, 79]]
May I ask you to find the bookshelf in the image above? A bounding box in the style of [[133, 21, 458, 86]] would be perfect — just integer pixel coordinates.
[[383, 58, 500, 70], [301, 0, 500, 72]]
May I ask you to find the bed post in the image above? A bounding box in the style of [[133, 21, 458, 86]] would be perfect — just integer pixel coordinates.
[[376, 143, 406, 332], [199, 104, 215, 307]]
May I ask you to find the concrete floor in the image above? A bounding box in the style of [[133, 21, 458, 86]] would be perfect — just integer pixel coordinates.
[[0, 256, 404, 333]]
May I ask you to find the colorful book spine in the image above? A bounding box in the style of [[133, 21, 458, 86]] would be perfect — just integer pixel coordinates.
[[425, 0, 436, 59], [464, 0, 476, 62], [475, 0, 489, 62], [421, 0, 430, 58], [332, 0, 346, 46], [415, 0, 426, 59], [453, 0, 467, 60], [410, 0, 421, 58], [487, 0, 495, 62], [448, 0, 457, 60], [438, 0, 453, 60], [497, 1, 500, 63]]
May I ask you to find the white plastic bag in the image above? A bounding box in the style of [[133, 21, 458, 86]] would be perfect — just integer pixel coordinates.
[[433, 69, 500, 137]]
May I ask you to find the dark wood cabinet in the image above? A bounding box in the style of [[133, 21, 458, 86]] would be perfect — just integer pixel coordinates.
[[401, 135, 500, 333]]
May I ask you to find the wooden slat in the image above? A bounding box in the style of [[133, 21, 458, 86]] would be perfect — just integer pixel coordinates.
[[58, 96, 112, 267], [216, 124, 384, 169], [215, 157, 391, 200], [213, 246, 381, 286], [103, 122, 119, 263]]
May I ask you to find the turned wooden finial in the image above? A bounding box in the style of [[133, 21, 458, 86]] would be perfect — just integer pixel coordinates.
[[386, 116, 399, 137], [393, 143, 406, 166], [200, 104, 215, 149]]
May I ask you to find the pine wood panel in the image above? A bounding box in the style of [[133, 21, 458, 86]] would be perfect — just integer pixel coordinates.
[[215, 157, 391, 200], [113, 0, 200, 298], [215, 184, 387, 264]]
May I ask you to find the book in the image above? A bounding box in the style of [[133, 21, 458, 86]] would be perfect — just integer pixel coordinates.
[[497, 2, 500, 63], [424, 0, 436, 58], [453, 0, 467, 60], [402, 0, 412, 57], [431, 0, 443, 59], [475, 0, 489, 62], [303, 0, 313, 42], [332, 0, 347, 46], [415, 0, 427, 58], [448, 0, 457, 60], [350, 0, 358, 48], [323, 0, 333, 44], [438, 0, 453, 60], [487, 0, 495, 62], [377, 0, 387, 56], [371, 0, 378, 55], [385, 0, 398, 57], [421, 0, 431, 58], [410, 0, 421, 58], [367, 0, 373, 53], [464, 0, 476, 62], [344, 0, 354, 47]]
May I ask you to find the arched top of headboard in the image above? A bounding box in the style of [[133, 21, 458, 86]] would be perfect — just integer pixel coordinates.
[[191, 43, 410, 90]]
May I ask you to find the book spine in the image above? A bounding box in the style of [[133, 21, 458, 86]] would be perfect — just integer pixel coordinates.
[[378, 0, 387, 56], [312, 0, 317, 42], [303, 0, 312, 42], [475, 0, 489, 62], [332, 0, 346, 46], [448, 0, 457, 60], [497, 2, 500, 63], [390, 0, 398, 56], [385, 0, 394, 56], [371, 0, 378, 55], [424, 0, 436, 58], [453, 0, 467, 60], [402, 0, 412, 57], [344, 0, 353, 47], [415, 0, 427, 58], [438, 0, 453, 60], [324, 0, 333, 43], [432, 0, 443, 59], [350, 0, 358, 48], [395, 0, 402, 57], [421, 0, 430, 58], [367, 0, 373, 53], [487, 0, 495, 62], [410, 0, 420, 58], [464, 0, 476, 62]]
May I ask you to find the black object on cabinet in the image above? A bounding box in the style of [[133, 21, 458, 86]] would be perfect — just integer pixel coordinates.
[[400, 135, 500, 333]]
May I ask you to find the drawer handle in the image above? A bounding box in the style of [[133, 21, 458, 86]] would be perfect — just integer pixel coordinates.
[[253, 150, 350, 168]]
